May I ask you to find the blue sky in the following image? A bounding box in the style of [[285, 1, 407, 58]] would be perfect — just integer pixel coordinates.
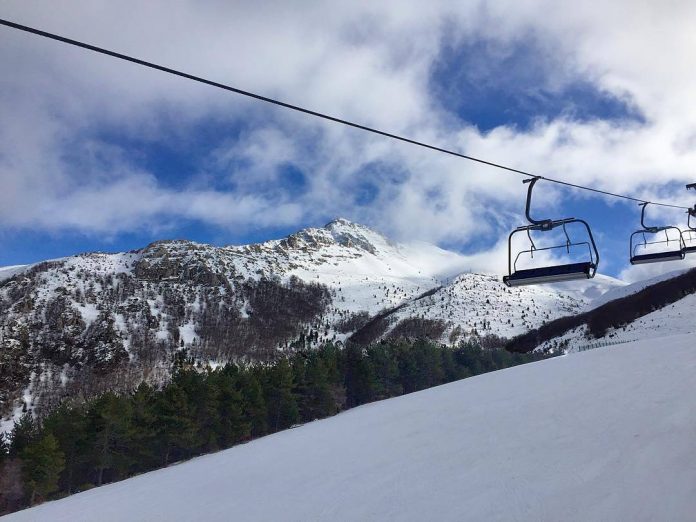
[[2, 1, 696, 281], [431, 33, 646, 133]]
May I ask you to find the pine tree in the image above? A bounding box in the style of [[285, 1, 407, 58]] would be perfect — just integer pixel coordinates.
[[263, 358, 299, 432], [301, 354, 338, 420], [21, 433, 65, 505], [9, 413, 38, 457], [291, 355, 310, 421], [367, 344, 402, 400], [153, 382, 199, 465], [175, 370, 219, 453], [410, 340, 445, 391], [86, 392, 133, 486], [318, 343, 346, 408], [440, 346, 468, 382], [0, 457, 25, 514], [0, 432, 9, 463], [128, 383, 159, 473], [238, 370, 267, 438], [213, 367, 249, 447], [343, 345, 376, 407], [42, 403, 88, 493]]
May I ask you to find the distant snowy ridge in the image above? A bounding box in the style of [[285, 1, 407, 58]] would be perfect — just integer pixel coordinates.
[[589, 267, 690, 308], [0, 265, 30, 283], [506, 266, 696, 353], [547, 293, 696, 353]]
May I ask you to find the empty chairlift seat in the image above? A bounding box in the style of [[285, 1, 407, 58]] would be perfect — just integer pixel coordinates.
[[629, 203, 685, 265], [503, 261, 596, 286], [630, 249, 684, 264], [502, 177, 599, 287]]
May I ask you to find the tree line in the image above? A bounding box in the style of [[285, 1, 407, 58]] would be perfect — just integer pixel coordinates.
[[0, 340, 550, 514]]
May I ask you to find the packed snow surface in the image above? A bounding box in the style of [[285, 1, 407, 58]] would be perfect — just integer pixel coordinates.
[[5, 334, 695, 522]]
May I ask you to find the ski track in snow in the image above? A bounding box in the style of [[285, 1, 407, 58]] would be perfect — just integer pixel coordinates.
[[4, 333, 695, 522]]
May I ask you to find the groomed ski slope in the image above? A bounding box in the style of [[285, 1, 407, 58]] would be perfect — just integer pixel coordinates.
[[5, 335, 696, 522]]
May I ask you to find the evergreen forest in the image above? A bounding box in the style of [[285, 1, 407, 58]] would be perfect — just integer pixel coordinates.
[[0, 340, 549, 514]]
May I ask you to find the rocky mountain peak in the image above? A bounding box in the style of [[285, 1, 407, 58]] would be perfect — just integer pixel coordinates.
[[322, 218, 389, 254], [324, 217, 360, 229], [264, 218, 384, 256]]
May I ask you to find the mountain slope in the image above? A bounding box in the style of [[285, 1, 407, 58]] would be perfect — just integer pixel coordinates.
[[504, 267, 696, 353], [1, 219, 613, 425], [537, 291, 696, 353], [589, 267, 691, 308], [366, 272, 592, 343], [4, 334, 694, 522]]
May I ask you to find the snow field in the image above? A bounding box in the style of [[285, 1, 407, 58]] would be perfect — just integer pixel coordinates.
[[5, 333, 695, 521]]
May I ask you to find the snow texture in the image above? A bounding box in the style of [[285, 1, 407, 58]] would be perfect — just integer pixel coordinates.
[[4, 334, 695, 522]]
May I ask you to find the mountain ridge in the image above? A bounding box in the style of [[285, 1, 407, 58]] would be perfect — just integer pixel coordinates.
[[0, 218, 621, 428]]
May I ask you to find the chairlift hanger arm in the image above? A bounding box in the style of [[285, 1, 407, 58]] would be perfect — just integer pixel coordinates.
[[579, 218, 600, 271], [688, 207, 696, 231], [523, 177, 576, 230], [638, 202, 666, 233], [524, 177, 552, 229]]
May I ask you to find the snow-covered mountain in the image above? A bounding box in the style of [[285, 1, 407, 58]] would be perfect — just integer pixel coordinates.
[[5, 333, 694, 522], [371, 273, 590, 343], [0, 218, 622, 424]]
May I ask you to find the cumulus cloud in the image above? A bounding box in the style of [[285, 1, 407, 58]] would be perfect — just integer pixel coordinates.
[[2, 0, 696, 279]]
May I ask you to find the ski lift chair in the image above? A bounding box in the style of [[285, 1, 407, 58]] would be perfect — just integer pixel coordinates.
[[629, 202, 685, 264], [503, 177, 599, 287], [681, 207, 696, 255]]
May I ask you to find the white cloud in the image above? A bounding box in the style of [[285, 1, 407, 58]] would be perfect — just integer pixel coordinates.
[[2, 0, 696, 279]]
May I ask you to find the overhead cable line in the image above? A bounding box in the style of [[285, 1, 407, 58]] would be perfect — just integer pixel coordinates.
[[0, 17, 690, 211]]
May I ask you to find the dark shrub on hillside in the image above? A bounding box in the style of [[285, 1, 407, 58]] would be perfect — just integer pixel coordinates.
[[386, 318, 447, 342]]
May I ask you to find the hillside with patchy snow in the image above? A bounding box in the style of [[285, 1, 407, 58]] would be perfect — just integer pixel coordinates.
[[538, 291, 696, 352], [588, 267, 691, 308], [4, 333, 694, 522], [1, 219, 622, 427], [498, 266, 696, 354]]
